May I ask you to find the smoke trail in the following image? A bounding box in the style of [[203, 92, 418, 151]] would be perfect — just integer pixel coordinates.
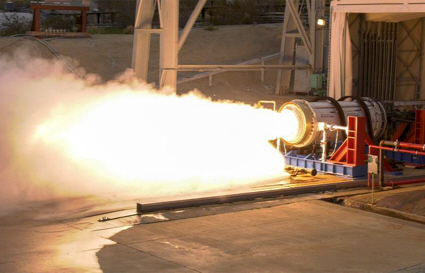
[[0, 48, 287, 215]]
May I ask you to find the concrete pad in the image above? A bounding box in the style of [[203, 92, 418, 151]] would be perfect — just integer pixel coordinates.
[[98, 244, 195, 273], [98, 200, 425, 273], [0, 222, 83, 272], [2, 195, 425, 272]]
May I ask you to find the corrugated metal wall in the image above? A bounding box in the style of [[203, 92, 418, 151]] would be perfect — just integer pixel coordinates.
[[359, 21, 398, 101]]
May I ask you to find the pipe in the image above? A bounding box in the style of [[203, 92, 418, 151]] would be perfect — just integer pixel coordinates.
[[382, 140, 425, 151], [369, 145, 425, 157], [386, 179, 425, 187], [319, 122, 347, 161], [328, 124, 348, 132], [321, 128, 327, 162], [379, 140, 385, 187], [175, 64, 311, 71], [369, 144, 425, 188]]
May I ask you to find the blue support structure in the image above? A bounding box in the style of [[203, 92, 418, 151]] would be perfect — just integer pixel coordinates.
[[284, 151, 367, 178], [386, 150, 425, 166]]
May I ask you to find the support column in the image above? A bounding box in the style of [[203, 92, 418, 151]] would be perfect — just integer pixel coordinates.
[[314, 0, 326, 72], [159, 0, 179, 89], [420, 18, 425, 99], [309, 0, 316, 70], [346, 116, 366, 166], [81, 10, 87, 32], [31, 8, 40, 31], [178, 0, 207, 52], [275, 0, 300, 95], [132, 0, 156, 81]]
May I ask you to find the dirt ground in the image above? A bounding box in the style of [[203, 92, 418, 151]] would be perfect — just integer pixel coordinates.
[[344, 184, 425, 217], [0, 24, 302, 106]]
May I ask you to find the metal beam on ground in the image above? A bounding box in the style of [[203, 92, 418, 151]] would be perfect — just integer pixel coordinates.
[[136, 180, 369, 214], [137, 173, 425, 214]]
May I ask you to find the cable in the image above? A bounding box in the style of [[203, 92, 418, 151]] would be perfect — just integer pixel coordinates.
[[24, 36, 83, 79]]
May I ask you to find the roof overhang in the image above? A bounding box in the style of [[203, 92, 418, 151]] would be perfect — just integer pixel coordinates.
[[331, 0, 425, 13]]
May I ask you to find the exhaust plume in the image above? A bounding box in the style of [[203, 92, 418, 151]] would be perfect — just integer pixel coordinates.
[[0, 48, 287, 215]]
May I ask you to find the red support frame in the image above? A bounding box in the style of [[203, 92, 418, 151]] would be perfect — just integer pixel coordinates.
[[399, 109, 425, 143], [30, 4, 90, 32], [328, 116, 374, 166], [31, 8, 40, 31], [391, 122, 409, 141], [414, 109, 425, 144], [346, 116, 367, 165]]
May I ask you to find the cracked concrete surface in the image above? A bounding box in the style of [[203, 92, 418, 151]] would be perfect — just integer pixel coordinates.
[[2, 196, 425, 272]]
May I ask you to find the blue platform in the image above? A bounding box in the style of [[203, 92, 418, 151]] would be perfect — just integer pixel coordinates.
[[283, 151, 367, 178], [386, 150, 425, 166]]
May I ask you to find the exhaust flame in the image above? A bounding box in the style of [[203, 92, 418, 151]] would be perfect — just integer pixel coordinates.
[[278, 108, 304, 144], [0, 49, 288, 215]]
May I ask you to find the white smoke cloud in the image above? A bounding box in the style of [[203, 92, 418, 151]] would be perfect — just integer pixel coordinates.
[[0, 47, 286, 215]]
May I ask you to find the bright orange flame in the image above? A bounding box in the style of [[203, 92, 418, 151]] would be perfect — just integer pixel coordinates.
[[278, 108, 303, 144], [32, 90, 287, 197], [0, 52, 291, 210]]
